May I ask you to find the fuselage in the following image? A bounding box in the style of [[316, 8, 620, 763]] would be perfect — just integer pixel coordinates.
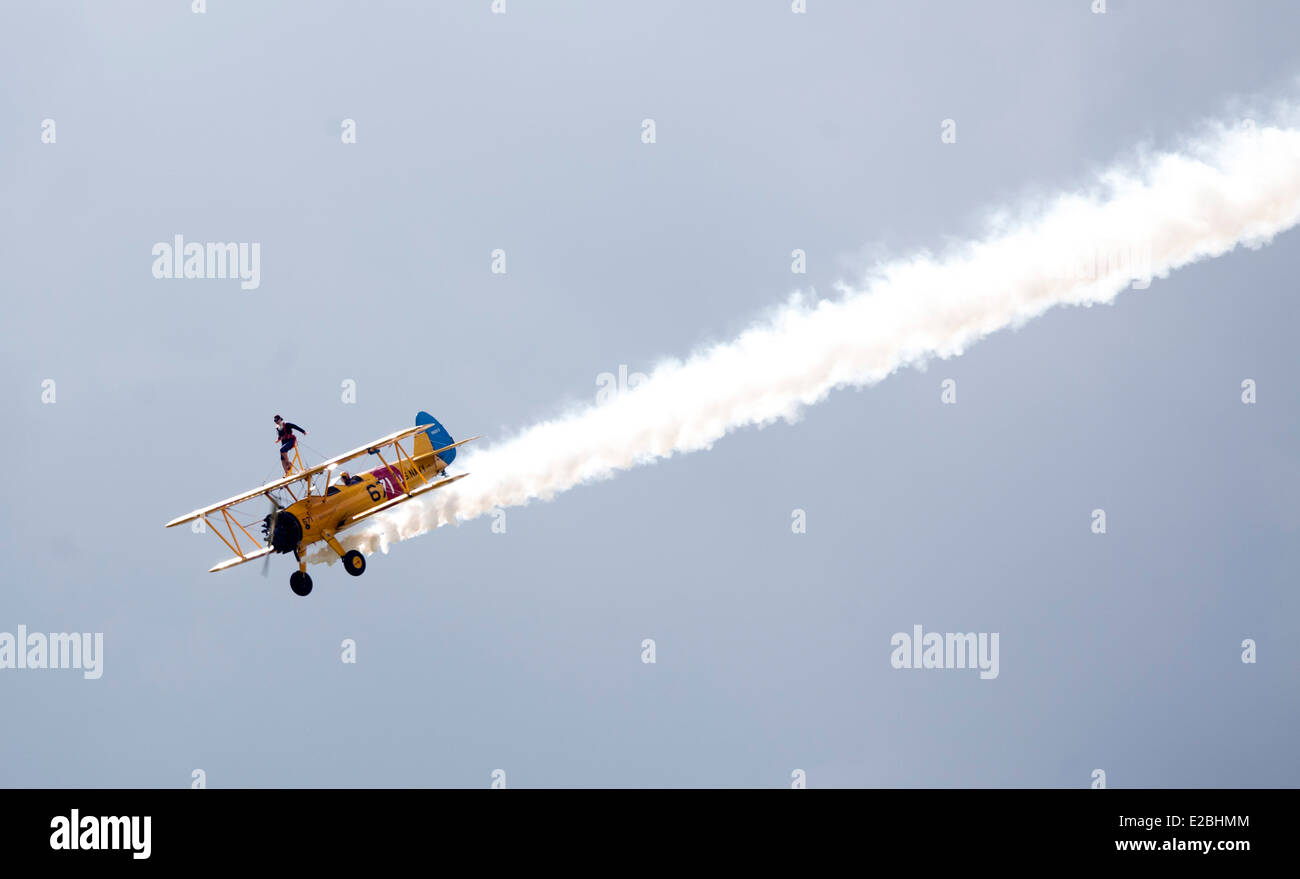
[[277, 450, 448, 554]]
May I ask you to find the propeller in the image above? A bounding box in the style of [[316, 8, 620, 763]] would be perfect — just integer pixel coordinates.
[[261, 493, 283, 577]]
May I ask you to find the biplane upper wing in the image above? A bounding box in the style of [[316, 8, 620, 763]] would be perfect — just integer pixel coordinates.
[[163, 423, 444, 528]]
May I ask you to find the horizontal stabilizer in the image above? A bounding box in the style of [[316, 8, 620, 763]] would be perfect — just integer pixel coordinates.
[[432, 435, 482, 457]]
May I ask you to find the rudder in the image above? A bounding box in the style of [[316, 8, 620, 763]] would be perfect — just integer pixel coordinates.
[[414, 411, 457, 467]]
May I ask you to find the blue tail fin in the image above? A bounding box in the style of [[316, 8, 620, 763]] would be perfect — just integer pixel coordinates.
[[414, 412, 457, 466]]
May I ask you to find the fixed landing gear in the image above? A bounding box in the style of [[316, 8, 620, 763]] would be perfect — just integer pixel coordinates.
[[343, 550, 366, 577], [323, 534, 365, 579], [285, 543, 367, 596], [290, 555, 312, 597], [289, 570, 313, 596]]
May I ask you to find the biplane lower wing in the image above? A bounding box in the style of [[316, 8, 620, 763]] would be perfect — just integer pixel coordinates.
[[208, 546, 274, 573]]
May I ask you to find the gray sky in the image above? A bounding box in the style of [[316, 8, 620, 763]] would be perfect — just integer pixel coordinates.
[[1, 1, 1297, 787]]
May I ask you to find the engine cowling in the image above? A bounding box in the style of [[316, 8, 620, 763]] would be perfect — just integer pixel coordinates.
[[261, 511, 303, 554]]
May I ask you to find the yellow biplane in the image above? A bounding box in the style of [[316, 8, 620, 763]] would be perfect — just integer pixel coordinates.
[[166, 412, 479, 596]]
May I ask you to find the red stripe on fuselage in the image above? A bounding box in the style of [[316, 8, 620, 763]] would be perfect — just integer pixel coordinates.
[[366, 460, 431, 500]]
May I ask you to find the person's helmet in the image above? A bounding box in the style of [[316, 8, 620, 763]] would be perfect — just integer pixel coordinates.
[[339, 471, 350, 482], [274, 415, 282, 422]]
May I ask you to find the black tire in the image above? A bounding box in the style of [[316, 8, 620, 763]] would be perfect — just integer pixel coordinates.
[[290, 571, 313, 597], [343, 550, 366, 577]]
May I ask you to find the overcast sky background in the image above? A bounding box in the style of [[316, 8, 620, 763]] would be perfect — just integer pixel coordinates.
[[1, 1, 1297, 787]]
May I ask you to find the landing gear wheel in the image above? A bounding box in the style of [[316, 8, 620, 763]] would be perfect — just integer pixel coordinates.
[[290, 571, 313, 596], [343, 550, 366, 577]]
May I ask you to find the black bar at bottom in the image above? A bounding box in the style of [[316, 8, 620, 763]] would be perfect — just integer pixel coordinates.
[[0, 788, 1287, 865]]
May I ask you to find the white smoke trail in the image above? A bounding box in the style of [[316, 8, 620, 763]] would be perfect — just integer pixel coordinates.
[[313, 113, 1300, 563]]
